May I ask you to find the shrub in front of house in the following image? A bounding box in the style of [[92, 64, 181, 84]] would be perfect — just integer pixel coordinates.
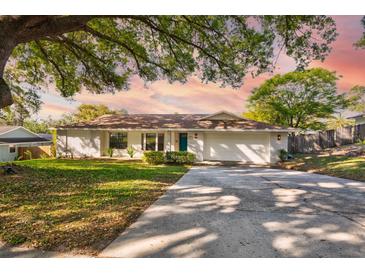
[[127, 146, 136, 158], [142, 151, 165, 165], [143, 151, 196, 165], [107, 148, 114, 157], [278, 149, 288, 162], [165, 151, 196, 164]]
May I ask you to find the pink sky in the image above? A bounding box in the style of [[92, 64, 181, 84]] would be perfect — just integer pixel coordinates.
[[37, 16, 365, 119]]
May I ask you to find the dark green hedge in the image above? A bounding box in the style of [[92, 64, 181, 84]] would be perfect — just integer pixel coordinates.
[[165, 151, 196, 164], [143, 151, 196, 165], [142, 151, 165, 164]]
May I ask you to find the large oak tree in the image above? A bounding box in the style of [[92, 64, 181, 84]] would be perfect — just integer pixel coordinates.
[[0, 16, 337, 109], [244, 68, 347, 130]]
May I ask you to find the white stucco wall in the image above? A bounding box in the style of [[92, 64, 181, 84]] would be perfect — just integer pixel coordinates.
[[269, 132, 288, 163], [56, 129, 289, 163], [0, 145, 17, 162], [57, 130, 101, 157], [188, 132, 204, 161]]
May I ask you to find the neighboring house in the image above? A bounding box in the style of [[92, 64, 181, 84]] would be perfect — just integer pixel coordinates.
[[348, 113, 365, 125], [55, 111, 294, 164], [0, 126, 52, 162]]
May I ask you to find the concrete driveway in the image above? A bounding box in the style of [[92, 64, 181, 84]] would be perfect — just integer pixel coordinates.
[[100, 166, 365, 258]]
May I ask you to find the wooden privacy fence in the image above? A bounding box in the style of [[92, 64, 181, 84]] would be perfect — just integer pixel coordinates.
[[18, 146, 52, 160], [288, 124, 365, 153]]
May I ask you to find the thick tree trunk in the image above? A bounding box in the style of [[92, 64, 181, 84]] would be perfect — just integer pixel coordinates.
[[0, 36, 16, 108], [0, 15, 98, 109]]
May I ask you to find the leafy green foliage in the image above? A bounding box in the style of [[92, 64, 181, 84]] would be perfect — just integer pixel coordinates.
[[245, 68, 347, 130], [5, 16, 337, 101], [143, 151, 196, 165], [127, 146, 136, 158], [46, 104, 127, 127], [73, 104, 126, 123], [326, 114, 355, 130], [23, 119, 50, 133], [107, 148, 114, 157], [23, 150, 32, 160], [165, 151, 196, 164], [142, 151, 165, 165], [346, 85, 365, 113], [0, 82, 41, 126], [278, 149, 289, 162], [354, 16, 365, 48]]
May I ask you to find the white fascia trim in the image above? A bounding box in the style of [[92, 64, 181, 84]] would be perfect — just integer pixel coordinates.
[[0, 141, 52, 146], [55, 127, 294, 133]]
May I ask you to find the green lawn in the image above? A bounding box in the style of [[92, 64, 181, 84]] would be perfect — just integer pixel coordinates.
[[0, 159, 189, 255], [280, 154, 365, 182]]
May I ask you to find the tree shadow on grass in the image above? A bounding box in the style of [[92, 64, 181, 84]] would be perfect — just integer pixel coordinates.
[[0, 159, 188, 254]]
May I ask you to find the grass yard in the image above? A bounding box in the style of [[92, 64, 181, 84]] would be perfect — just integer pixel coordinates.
[[0, 159, 189, 255], [280, 154, 365, 182]]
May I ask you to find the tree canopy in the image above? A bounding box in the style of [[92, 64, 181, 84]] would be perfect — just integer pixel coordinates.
[[72, 104, 127, 123], [326, 114, 355, 130], [346, 85, 365, 113], [244, 68, 347, 130], [355, 16, 365, 48], [0, 16, 338, 108], [0, 83, 41, 126]]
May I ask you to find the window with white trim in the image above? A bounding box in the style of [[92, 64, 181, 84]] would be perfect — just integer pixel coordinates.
[[145, 133, 156, 151], [9, 145, 16, 153], [109, 132, 128, 149]]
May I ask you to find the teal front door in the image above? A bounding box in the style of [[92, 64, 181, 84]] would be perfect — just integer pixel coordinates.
[[179, 133, 188, 151]]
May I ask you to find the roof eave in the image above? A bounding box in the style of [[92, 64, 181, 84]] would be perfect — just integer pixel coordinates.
[[55, 127, 293, 132]]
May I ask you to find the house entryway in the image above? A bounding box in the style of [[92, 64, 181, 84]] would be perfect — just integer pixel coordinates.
[[179, 133, 188, 151]]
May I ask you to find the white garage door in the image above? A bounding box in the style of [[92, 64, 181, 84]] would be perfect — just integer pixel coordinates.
[[203, 132, 270, 163]]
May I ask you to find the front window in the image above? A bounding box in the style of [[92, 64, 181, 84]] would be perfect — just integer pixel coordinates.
[[145, 133, 156, 151], [158, 133, 164, 151], [9, 146, 16, 153], [109, 132, 127, 149]]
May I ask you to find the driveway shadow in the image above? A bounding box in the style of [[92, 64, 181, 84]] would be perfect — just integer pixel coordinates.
[[100, 166, 365, 258]]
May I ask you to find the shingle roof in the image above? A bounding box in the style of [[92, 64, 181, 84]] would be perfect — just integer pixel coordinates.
[[0, 126, 19, 135], [348, 113, 365, 119], [57, 113, 290, 131]]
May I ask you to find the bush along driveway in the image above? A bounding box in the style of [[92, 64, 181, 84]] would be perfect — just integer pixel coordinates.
[[0, 159, 189, 255]]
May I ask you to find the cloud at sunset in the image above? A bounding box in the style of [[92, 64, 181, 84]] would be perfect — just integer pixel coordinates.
[[36, 16, 365, 119]]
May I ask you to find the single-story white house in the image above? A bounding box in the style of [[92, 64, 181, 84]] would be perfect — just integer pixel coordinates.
[[0, 126, 52, 162], [55, 111, 294, 164]]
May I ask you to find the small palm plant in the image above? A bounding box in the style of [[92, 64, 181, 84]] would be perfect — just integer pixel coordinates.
[[24, 150, 32, 160], [107, 148, 114, 157], [127, 146, 136, 158]]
